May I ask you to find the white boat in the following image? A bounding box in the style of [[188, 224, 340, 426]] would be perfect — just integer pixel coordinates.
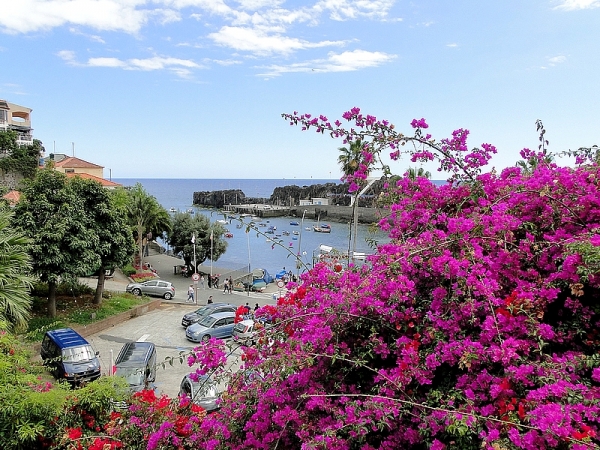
[[216, 219, 228, 224], [169, 207, 177, 213], [292, 230, 300, 235], [187, 208, 195, 214], [305, 227, 311, 231]]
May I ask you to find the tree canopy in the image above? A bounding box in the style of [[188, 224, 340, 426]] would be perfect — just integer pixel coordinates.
[[0, 206, 32, 331], [69, 177, 135, 305], [167, 212, 227, 271], [12, 168, 99, 317], [125, 183, 170, 271]]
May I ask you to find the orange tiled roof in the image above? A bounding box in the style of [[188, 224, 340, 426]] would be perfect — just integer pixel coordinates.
[[65, 172, 122, 187], [54, 156, 104, 169], [2, 190, 21, 205]]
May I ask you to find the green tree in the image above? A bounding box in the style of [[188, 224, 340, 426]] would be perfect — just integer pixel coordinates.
[[0, 130, 44, 179], [337, 138, 366, 177], [69, 177, 136, 305], [0, 207, 33, 331], [125, 183, 171, 271], [405, 166, 431, 180], [167, 212, 227, 272], [12, 168, 98, 317]]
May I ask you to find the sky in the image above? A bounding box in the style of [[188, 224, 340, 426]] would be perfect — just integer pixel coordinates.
[[1, 0, 599, 180]]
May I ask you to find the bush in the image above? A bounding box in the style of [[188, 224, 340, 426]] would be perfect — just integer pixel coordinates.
[[121, 264, 136, 277]]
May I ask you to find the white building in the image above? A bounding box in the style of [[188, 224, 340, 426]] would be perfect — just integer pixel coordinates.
[[0, 99, 34, 147]]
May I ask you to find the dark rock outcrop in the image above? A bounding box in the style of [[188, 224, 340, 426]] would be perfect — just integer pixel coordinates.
[[193, 179, 388, 208]]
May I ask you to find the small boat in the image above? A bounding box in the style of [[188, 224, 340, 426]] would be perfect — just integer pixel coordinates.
[[187, 208, 195, 214], [292, 236, 298, 240], [313, 226, 331, 233], [305, 227, 311, 231], [169, 207, 177, 213], [265, 229, 274, 234], [292, 230, 300, 235], [236, 224, 243, 229], [216, 219, 228, 224], [290, 221, 299, 226], [282, 231, 290, 236], [225, 233, 234, 238], [321, 224, 331, 229]]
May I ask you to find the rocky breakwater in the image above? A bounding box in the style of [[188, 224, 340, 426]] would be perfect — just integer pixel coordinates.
[[193, 180, 388, 209], [193, 189, 267, 208]]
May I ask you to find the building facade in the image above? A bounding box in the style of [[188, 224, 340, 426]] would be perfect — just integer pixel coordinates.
[[0, 99, 34, 146]]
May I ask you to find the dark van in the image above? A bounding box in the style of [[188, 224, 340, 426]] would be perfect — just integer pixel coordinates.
[[114, 342, 157, 391], [41, 328, 101, 386]]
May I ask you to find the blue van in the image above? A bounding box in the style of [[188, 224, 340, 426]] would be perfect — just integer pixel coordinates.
[[41, 328, 101, 386]]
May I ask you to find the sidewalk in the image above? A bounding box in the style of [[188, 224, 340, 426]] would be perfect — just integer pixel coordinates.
[[80, 245, 286, 308]]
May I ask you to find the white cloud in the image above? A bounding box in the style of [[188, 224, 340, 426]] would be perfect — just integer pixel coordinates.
[[235, 0, 284, 10], [0, 0, 162, 34], [446, 43, 458, 48], [209, 26, 345, 55], [313, 0, 395, 20], [57, 50, 78, 64], [206, 58, 244, 65], [257, 48, 396, 77], [548, 55, 567, 65], [554, 0, 600, 10], [69, 27, 106, 43], [87, 57, 127, 67], [57, 50, 202, 77]]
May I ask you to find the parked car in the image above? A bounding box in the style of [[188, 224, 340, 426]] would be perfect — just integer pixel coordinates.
[[41, 328, 101, 386], [232, 318, 272, 345], [181, 303, 236, 328], [185, 311, 236, 343], [178, 374, 220, 412], [126, 279, 175, 300], [114, 342, 157, 392]]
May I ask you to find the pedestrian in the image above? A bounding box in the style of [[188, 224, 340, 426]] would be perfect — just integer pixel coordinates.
[[223, 278, 229, 294], [228, 277, 233, 294], [187, 285, 194, 303], [207, 295, 213, 304], [200, 275, 205, 290], [254, 303, 259, 312]]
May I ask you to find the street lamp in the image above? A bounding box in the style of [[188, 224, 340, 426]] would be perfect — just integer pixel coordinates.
[[296, 209, 308, 277]]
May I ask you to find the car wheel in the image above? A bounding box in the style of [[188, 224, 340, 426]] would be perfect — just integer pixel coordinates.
[[132, 288, 141, 296], [164, 292, 173, 300], [202, 335, 210, 343]]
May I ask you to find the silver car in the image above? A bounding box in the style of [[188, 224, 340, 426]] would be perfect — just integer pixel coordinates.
[[185, 311, 236, 343], [179, 374, 221, 412], [126, 279, 175, 300]]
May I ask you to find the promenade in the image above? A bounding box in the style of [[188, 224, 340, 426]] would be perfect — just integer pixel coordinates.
[[81, 244, 283, 308]]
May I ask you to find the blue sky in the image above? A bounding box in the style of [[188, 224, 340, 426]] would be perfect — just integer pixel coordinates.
[[1, 0, 598, 179]]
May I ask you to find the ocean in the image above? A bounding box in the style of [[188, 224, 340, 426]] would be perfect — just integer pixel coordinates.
[[114, 178, 388, 274]]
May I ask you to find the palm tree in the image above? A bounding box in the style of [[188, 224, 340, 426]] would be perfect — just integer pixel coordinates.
[[337, 139, 366, 178], [126, 184, 171, 271], [0, 207, 33, 331], [406, 167, 431, 180]]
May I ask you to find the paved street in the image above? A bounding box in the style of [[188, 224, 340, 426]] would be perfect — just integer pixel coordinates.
[[78, 247, 287, 399], [86, 302, 244, 399]]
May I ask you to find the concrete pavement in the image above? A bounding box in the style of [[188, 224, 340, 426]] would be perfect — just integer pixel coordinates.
[[80, 245, 287, 309]]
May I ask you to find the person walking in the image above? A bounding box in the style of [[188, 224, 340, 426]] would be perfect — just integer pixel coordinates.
[[200, 275, 205, 290], [228, 276, 233, 294], [187, 285, 194, 303], [223, 278, 229, 294]]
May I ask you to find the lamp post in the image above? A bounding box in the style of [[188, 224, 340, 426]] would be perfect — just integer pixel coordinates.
[[297, 209, 308, 277]]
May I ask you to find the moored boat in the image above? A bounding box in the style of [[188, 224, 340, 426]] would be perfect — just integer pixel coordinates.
[[290, 221, 299, 226]]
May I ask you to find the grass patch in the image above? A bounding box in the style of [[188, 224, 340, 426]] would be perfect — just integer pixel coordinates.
[[26, 292, 153, 342]]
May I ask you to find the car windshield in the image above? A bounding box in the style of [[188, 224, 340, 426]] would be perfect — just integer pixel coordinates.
[[115, 367, 145, 386], [198, 316, 217, 328], [62, 345, 95, 362]]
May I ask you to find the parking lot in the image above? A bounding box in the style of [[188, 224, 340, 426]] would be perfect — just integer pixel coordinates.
[[85, 302, 244, 399]]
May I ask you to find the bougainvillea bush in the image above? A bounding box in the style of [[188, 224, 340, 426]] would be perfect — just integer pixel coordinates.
[[5, 109, 600, 450], [181, 110, 600, 449]]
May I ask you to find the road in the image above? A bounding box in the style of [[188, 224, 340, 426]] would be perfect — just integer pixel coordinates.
[[85, 302, 244, 399]]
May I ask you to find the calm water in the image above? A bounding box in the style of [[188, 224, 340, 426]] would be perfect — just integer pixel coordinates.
[[114, 178, 388, 274]]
